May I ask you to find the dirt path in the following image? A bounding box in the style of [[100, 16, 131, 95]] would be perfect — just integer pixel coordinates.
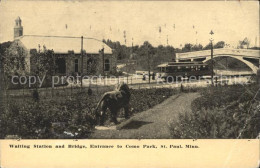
[[90, 92, 200, 139]]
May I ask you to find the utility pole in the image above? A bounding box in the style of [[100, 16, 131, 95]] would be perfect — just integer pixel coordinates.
[[37, 44, 40, 89], [102, 47, 105, 86], [209, 30, 214, 85], [126, 60, 129, 84], [102, 46, 104, 75], [124, 31, 126, 45], [81, 36, 83, 88]]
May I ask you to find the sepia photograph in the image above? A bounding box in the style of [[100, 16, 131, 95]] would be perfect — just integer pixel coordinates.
[[0, 0, 259, 140]]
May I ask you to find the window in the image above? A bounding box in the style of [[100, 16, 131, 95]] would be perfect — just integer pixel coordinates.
[[56, 58, 66, 74], [161, 67, 167, 72], [87, 58, 93, 73], [104, 59, 110, 71], [75, 59, 79, 72], [173, 67, 178, 72], [161, 67, 165, 72], [197, 66, 201, 71]]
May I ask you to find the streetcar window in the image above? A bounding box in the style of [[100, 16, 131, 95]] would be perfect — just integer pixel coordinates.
[[173, 66, 178, 72], [162, 67, 166, 72]]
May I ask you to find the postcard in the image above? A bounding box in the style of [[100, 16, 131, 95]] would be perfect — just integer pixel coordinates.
[[0, 0, 259, 167]]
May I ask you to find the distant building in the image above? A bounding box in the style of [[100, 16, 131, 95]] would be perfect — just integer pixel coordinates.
[[8, 17, 116, 76]]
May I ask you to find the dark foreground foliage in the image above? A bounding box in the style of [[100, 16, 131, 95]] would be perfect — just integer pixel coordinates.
[[0, 88, 176, 139], [170, 84, 260, 138]]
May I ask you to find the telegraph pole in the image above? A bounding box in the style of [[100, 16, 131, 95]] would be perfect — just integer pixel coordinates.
[[37, 44, 40, 89], [102, 46, 104, 75], [209, 30, 214, 85], [81, 36, 83, 88], [101, 37, 105, 76]]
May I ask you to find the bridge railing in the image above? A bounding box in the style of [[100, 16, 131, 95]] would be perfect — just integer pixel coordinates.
[[176, 48, 260, 60]]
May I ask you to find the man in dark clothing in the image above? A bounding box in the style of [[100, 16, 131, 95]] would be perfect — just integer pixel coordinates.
[[152, 72, 155, 80]]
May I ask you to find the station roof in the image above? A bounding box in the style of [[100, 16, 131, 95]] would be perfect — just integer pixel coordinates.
[[15, 35, 112, 54]]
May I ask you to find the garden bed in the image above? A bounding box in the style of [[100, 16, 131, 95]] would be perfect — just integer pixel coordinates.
[[170, 84, 259, 138], [0, 87, 177, 139]]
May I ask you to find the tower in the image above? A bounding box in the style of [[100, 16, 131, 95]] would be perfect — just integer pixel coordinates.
[[14, 16, 23, 39]]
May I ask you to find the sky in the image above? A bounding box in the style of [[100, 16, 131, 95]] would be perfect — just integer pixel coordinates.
[[0, 1, 259, 48]]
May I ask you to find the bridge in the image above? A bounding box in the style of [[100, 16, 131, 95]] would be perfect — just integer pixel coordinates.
[[176, 48, 260, 74]]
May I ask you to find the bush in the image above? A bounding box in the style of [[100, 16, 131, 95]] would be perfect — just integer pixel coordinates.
[[130, 88, 176, 114], [0, 93, 97, 139], [170, 84, 260, 138], [1, 87, 177, 138]]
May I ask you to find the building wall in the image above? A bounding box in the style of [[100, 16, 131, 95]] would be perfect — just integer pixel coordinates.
[[64, 52, 116, 76], [8, 40, 116, 77]]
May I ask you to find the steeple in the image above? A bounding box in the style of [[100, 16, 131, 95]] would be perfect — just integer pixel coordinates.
[[14, 16, 23, 39]]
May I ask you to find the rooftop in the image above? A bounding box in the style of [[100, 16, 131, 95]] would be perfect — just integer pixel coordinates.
[[15, 35, 112, 54]]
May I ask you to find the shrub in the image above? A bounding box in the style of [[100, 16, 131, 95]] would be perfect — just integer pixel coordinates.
[[1, 87, 177, 138], [170, 84, 259, 139]]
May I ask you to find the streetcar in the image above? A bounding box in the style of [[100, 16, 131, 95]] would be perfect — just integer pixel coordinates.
[[157, 61, 211, 81]]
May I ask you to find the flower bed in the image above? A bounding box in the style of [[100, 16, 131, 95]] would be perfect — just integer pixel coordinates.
[[0, 87, 176, 139]]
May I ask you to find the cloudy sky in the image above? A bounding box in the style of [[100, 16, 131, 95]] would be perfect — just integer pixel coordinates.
[[0, 1, 259, 48]]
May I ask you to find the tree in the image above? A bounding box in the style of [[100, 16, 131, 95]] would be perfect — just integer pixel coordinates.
[[103, 39, 131, 60], [30, 46, 56, 88], [0, 41, 28, 90], [182, 43, 193, 52], [0, 41, 29, 111], [203, 43, 212, 50], [214, 41, 225, 48], [192, 44, 203, 51], [136, 41, 155, 70], [238, 37, 250, 49], [103, 39, 178, 71]]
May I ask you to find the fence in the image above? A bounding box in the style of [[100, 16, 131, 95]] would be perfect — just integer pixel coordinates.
[[4, 74, 245, 103]]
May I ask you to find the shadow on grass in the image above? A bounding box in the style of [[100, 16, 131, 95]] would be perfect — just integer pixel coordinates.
[[121, 120, 153, 129]]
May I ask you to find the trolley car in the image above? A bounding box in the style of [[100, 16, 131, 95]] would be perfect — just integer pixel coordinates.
[[157, 61, 211, 81]]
